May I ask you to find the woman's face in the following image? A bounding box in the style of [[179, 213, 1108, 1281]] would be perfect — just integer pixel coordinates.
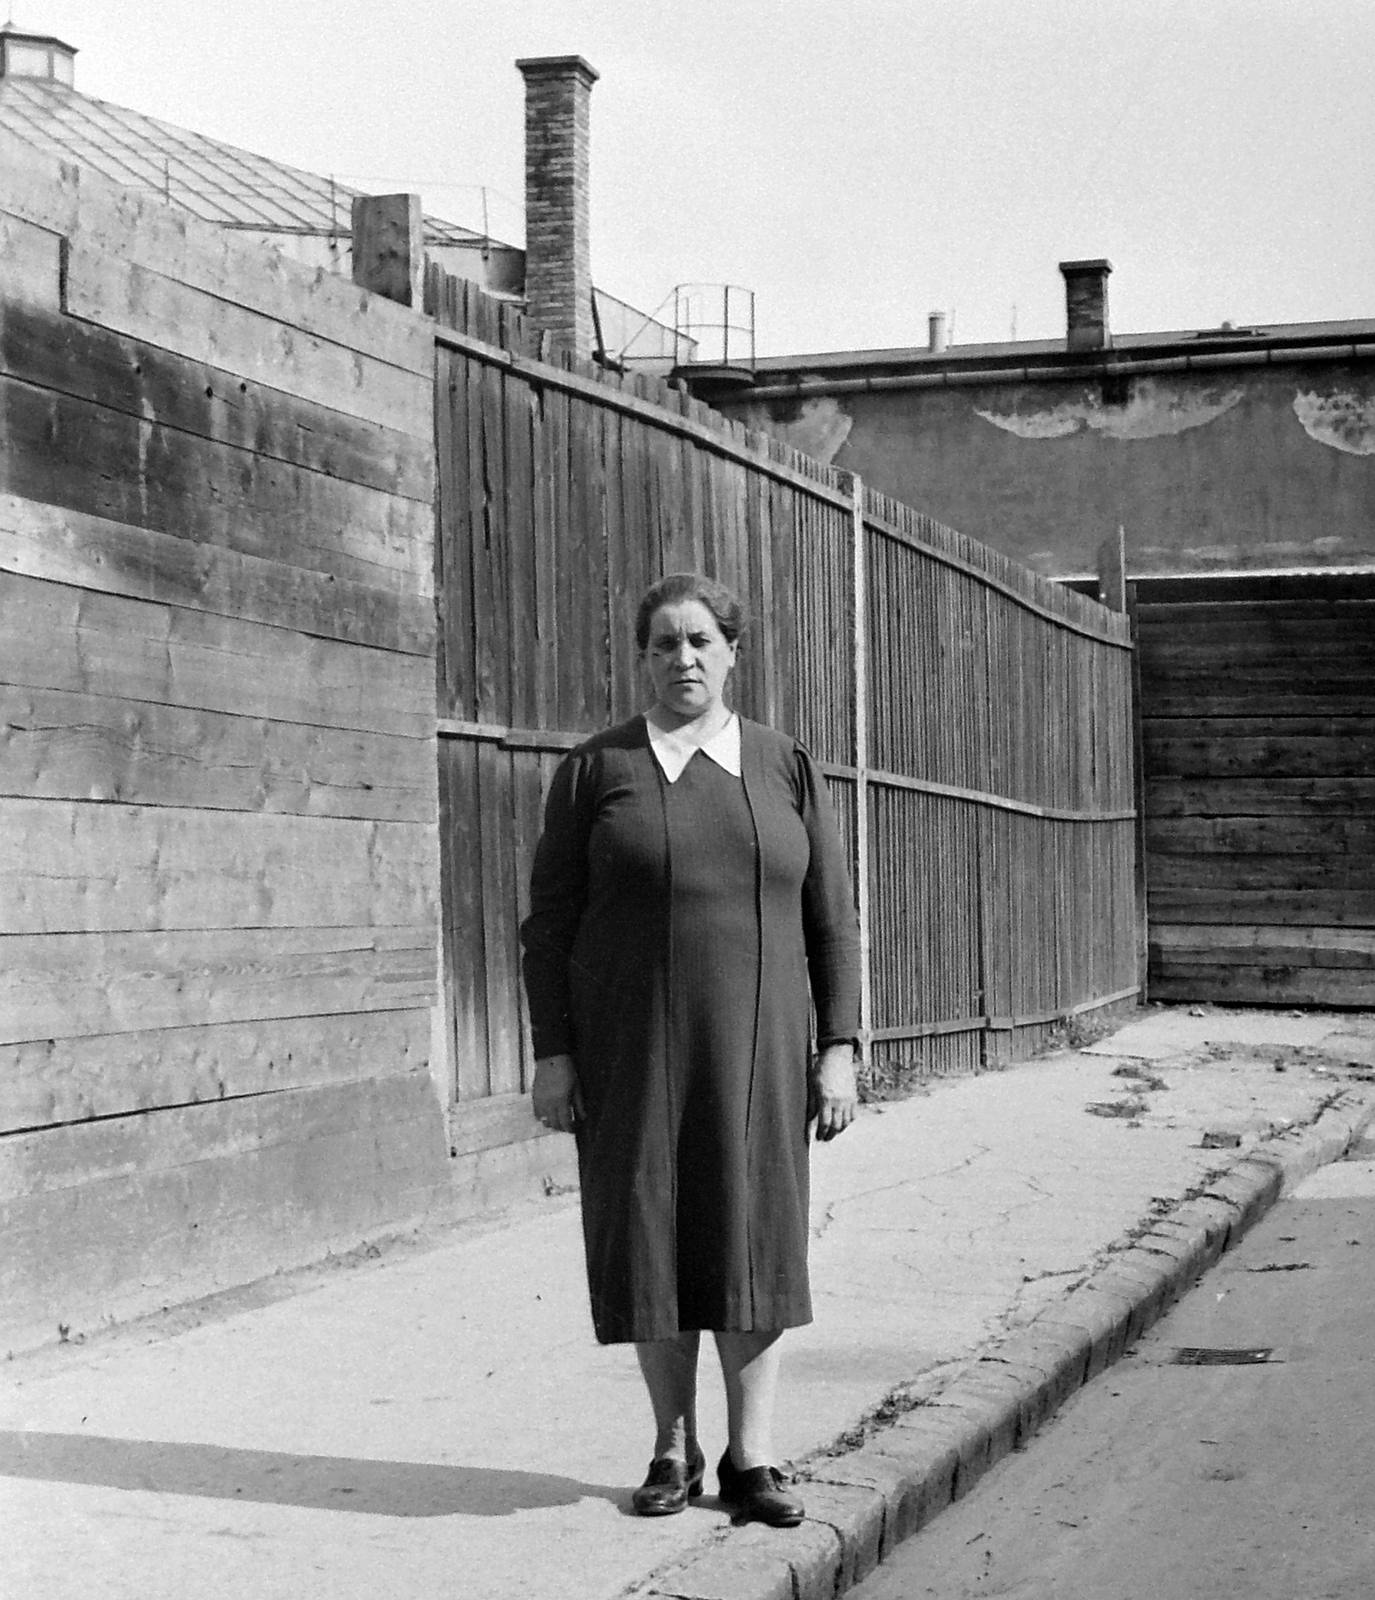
[[642, 599, 738, 723]]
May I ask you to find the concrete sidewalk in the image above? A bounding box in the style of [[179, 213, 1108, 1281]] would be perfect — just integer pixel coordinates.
[[4, 1006, 1375, 1600]]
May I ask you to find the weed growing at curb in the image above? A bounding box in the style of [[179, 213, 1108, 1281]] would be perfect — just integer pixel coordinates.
[[819, 1384, 936, 1456]]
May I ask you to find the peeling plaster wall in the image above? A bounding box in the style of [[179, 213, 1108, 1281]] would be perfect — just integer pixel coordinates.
[[728, 362, 1375, 576], [1292, 387, 1375, 456], [734, 393, 853, 464], [973, 379, 1245, 441]]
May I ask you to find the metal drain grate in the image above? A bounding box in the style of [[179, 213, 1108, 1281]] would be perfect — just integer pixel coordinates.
[[1171, 1346, 1275, 1366]]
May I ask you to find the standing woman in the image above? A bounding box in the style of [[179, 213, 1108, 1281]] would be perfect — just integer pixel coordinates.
[[520, 572, 860, 1526]]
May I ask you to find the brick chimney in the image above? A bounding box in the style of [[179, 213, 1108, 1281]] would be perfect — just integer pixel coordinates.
[[1059, 258, 1113, 353], [516, 55, 598, 360]]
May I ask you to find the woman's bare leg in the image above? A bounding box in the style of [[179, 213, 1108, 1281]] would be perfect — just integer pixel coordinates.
[[635, 1332, 702, 1461], [714, 1328, 784, 1468]]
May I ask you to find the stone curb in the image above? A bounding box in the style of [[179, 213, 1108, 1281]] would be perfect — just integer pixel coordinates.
[[633, 1088, 1375, 1600]]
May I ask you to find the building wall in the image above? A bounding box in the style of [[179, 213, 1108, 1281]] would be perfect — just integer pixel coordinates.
[[0, 135, 449, 1354], [727, 358, 1375, 578]]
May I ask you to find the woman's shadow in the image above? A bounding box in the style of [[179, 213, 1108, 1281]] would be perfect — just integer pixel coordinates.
[[0, 1429, 628, 1518]]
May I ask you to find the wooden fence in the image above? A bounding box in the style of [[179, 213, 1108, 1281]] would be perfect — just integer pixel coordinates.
[[0, 140, 448, 1352], [426, 267, 1139, 1149], [1139, 573, 1375, 1007]]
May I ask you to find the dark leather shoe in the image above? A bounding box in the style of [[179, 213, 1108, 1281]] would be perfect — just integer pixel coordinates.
[[631, 1449, 706, 1516], [716, 1449, 805, 1527]]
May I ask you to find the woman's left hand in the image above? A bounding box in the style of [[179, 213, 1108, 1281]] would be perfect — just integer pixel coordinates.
[[809, 1043, 858, 1141]]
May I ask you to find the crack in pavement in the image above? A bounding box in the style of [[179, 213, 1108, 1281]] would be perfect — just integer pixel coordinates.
[[812, 1144, 996, 1238]]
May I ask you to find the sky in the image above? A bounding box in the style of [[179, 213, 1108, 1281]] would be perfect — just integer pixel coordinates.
[[13, 0, 1375, 356]]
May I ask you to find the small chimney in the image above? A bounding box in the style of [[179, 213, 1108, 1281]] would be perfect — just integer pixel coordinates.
[[927, 311, 948, 354], [0, 25, 76, 86], [1059, 258, 1113, 352], [516, 54, 599, 361]]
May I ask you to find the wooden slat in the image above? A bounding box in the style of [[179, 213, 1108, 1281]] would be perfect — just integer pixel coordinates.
[[0, 799, 436, 933], [476, 743, 522, 1094], [1147, 815, 1375, 855], [1151, 923, 1375, 962], [1141, 643, 1375, 676], [449, 1091, 544, 1156], [1146, 777, 1375, 817], [1147, 693, 1375, 717], [505, 365, 538, 727], [1140, 596, 1375, 622], [0, 683, 435, 821], [435, 344, 476, 719], [2, 1060, 447, 1204], [857, 764, 1136, 823], [440, 736, 489, 1104], [2, 571, 435, 739], [510, 750, 547, 1094], [0, 298, 433, 502], [1145, 732, 1375, 779], [1139, 604, 1375, 638], [1149, 963, 1375, 1007], [1149, 855, 1375, 889], [1, 1074, 449, 1351], [0, 132, 433, 373], [604, 407, 637, 717], [0, 1009, 431, 1135], [474, 359, 513, 723], [1145, 715, 1375, 739], [64, 244, 431, 437], [1149, 889, 1375, 925], [0, 492, 434, 655], [0, 925, 436, 1045], [0, 373, 432, 595]]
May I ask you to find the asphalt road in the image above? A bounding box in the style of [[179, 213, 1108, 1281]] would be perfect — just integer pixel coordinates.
[[852, 1153, 1375, 1600]]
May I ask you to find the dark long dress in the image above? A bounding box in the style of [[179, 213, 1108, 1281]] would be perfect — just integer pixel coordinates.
[[520, 714, 861, 1344]]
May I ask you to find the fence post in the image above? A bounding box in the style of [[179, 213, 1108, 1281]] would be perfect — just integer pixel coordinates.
[[1096, 524, 1127, 613], [351, 193, 425, 308], [1099, 525, 1148, 1006], [846, 471, 873, 1073]]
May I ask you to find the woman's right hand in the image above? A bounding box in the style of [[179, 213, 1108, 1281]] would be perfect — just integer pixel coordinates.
[[532, 1054, 584, 1135]]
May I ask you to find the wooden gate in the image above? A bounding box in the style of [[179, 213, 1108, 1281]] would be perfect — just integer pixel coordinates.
[[428, 267, 1140, 1152], [1140, 573, 1375, 1005]]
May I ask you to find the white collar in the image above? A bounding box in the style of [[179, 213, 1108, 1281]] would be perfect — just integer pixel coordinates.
[[645, 712, 742, 783]]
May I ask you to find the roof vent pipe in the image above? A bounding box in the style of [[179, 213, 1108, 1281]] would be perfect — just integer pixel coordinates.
[[928, 311, 948, 354], [1059, 258, 1113, 352]]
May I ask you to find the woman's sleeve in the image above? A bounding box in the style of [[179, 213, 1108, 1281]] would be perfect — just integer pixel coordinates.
[[794, 743, 863, 1048], [520, 749, 594, 1060]]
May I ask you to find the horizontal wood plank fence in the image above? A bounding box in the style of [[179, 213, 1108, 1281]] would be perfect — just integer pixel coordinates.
[[0, 139, 448, 1351], [427, 266, 1139, 1139], [1138, 576, 1375, 1007]]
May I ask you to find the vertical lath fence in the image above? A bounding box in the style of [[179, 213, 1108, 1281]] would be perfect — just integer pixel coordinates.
[[426, 266, 1138, 1146]]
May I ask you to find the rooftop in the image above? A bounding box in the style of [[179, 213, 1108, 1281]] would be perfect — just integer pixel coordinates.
[[0, 32, 501, 250], [753, 318, 1375, 379]]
